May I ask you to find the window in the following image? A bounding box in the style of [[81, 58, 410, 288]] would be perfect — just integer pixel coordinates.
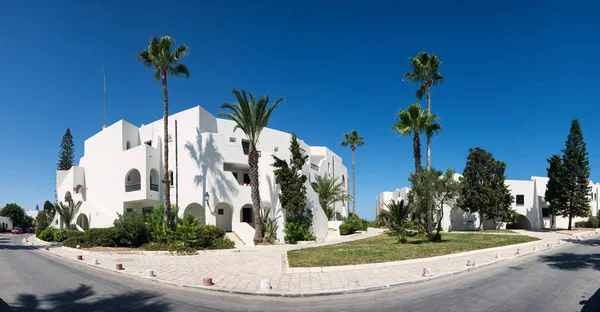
[[142, 207, 153, 215], [126, 208, 134, 213], [243, 174, 251, 184], [229, 137, 236, 143], [145, 140, 152, 146], [169, 171, 174, 187], [232, 172, 238, 180], [242, 140, 250, 155], [274, 146, 279, 152], [542, 207, 550, 217], [516, 195, 525, 206], [126, 141, 131, 150], [218, 209, 224, 215]]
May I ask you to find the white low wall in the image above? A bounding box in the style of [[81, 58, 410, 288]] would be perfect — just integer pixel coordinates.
[[328, 221, 342, 231]]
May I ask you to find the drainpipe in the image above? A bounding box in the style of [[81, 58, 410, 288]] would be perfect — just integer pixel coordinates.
[[175, 120, 179, 209]]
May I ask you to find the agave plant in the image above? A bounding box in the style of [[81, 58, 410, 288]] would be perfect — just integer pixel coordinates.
[[55, 200, 82, 229], [261, 206, 281, 244]]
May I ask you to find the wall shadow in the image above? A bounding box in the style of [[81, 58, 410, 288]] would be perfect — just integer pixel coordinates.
[[581, 288, 600, 312], [184, 129, 238, 216], [0, 284, 170, 312]]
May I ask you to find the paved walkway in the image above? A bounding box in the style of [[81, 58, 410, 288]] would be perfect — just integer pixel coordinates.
[[23, 229, 599, 296]]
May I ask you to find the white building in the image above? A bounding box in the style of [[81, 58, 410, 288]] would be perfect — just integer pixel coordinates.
[[54, 106, 349, 245], [0, 216, 13, 231], [377, 176, 599, 231]]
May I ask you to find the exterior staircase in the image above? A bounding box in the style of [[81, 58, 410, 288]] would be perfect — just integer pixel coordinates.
[[226, 232, 245, 247]]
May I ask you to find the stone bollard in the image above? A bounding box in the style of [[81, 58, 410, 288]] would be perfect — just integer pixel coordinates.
[[515, 249, 521, 255], [44, 247, 49, 251], [203, 277, 214, 286], [93, 259, 99, 265], [466, 260, 472, 266], [76, 245, 81, 249], [547, 243, 552, 248], [115, 263, 124, 270], [77, 255, 84, 260], [146, 270, 155, 277], [495, 253, 500, 259], [422, 268, 432, 277], [259, 279, 272, 290], [533, 246, 537, 251], [557, 240, 561, 245], [347, 280, 360, 289]]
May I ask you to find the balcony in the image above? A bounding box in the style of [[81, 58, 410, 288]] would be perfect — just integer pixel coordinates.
[[311, 163, 319, 171], [150, 184, 159, 191], [126, 183, 141, 192]]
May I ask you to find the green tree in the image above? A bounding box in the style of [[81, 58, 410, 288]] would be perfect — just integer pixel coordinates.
[[340, 130, 365, 214], [43, 200, 55, 222], [556, 120, 591, 230], [458, 147, 515, 230], [0, 203, 26, 227], [35, 204, 39, 211], [403, 51, 444, 170], [392, 103, 431, 174], [380, 199, 412, 243], [311, 175, 351, 221], [55, 200, 82, 229], [35, 212, 49, 234], [272, 133, 308, 215], [408, 168, 440, 238], [545, 154, 565, 229], [433, 169, 462, 236], [221, 89, 284, 244], [137, 35, 190, 229], [57, 128, 75, 170]]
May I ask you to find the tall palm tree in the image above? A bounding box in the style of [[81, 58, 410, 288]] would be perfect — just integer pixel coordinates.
[[340, 130, 364, 215], [137, 36, 190, 229], [55, 200, 82, 229], [391, 103, 430, 174], [311, 175, 352, 220], [220, 89, 284, 244], [403, 51, 444, 170]]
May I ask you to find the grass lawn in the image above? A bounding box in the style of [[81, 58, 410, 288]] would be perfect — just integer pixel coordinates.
[[453, 229, 518, 234], [287, 233, 539, 267]]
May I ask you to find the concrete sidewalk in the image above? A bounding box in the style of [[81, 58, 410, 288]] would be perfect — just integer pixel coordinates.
[[23, 229, 599, 297]]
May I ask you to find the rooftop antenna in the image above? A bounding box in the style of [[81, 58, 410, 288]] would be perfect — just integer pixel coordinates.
[[101, 62, 107, 129]]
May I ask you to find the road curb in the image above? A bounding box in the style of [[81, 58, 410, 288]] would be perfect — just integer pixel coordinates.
[[23, 232, 598, 298]]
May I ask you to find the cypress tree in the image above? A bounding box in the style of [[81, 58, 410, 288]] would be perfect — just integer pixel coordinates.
[[545, 154, 565, 229], [272, 133, 308, 215], [556, 120, 591, 230], [57, 128, 75, 170]]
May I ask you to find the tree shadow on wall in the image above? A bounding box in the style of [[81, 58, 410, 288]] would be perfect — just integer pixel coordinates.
[[0, 284, 171, 312], [185, 129, 238, 214]]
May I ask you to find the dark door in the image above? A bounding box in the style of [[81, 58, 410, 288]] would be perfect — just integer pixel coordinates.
[[242, 208, 252, 223]]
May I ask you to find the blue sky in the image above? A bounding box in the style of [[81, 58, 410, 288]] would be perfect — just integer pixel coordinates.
[[1, 0, 599, 219]]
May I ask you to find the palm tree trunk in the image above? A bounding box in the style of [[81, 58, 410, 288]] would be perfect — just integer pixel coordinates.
[[248, 145, 264, 244], [479, 212, 484, 231], [426, 85, 431, 170], [413, 131, 421, 174], [351, 146, 356, 215], [161, 70, 172, 229]]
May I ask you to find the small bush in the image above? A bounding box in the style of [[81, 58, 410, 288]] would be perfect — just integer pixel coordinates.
[[114, 212, 150, 247], [38, 228, 55, 241], [196, 225, 226, 246], [208, 237, 235, 250], [284, 215, 316, 243], [341, 213, 368, 235], [85, 228, 118, 247], [63, 236, 87, 248], [575, 220, 588, 228], [67, 224, 78, 231], [339, 223, 354, 235], [588, 216, 599, 228], [66, 230, 84, 239], [53, 229, 67, 242]]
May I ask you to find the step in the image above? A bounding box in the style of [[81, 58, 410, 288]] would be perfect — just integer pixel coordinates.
[[225, 232, 245, 247]]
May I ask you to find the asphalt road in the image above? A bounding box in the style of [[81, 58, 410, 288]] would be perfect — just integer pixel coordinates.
[[0, 234, 599, 312]]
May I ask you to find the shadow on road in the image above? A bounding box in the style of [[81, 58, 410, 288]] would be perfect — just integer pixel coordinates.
[[539, 252, 600, 271], [570, 238, 600, 247], [0, 284, 171, 312], [0, 235, 61, 251], [580, 288, 600, 312]]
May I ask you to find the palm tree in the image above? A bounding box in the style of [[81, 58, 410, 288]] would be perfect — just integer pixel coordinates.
[[220, 89, 284, 244], [340, 130, 364, 215], [392, 103, 430, 174], [311, 175, 352, 220], [380, 199, 412, 230], [55, 200, 82, 229], [137, 36, 190, 229], [403, 51, 444, 170]]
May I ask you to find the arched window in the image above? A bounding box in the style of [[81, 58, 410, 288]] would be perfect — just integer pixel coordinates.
[[125, 169, 141, 192], [126, 141, 131, 150]]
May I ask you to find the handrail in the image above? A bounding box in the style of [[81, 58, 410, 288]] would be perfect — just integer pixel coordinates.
[[125, 184, 141, 192]]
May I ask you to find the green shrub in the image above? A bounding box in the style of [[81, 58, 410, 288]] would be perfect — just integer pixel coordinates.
[[196, 225, 226, 246], [341, 213, 368, 234], [0, 224, 5, 232], [52, 229, 67, 242], [284, 215, 315, 243], [66, 230, 84, 239], [114, 212, 150, 247], [63, 236, 87, 248], [38, 228, 55, 241], [147, 203, 179, 234], [588, 216, 599, 228], [85, 228, 118, 247], [67, 224, 78, 231], [339, 223, 354, 235], [575, 220, 588, 228], [208, 237, 235, 250]]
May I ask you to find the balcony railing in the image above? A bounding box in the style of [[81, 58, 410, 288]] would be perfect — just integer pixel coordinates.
[[150, 184, 159, 191], [125, 184, 141, 192], [311, 163, 319, 171]]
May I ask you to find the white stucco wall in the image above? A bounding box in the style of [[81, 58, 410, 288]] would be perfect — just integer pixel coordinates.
[[0, 216, 13, 231], [55, 105, 348, 245]]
